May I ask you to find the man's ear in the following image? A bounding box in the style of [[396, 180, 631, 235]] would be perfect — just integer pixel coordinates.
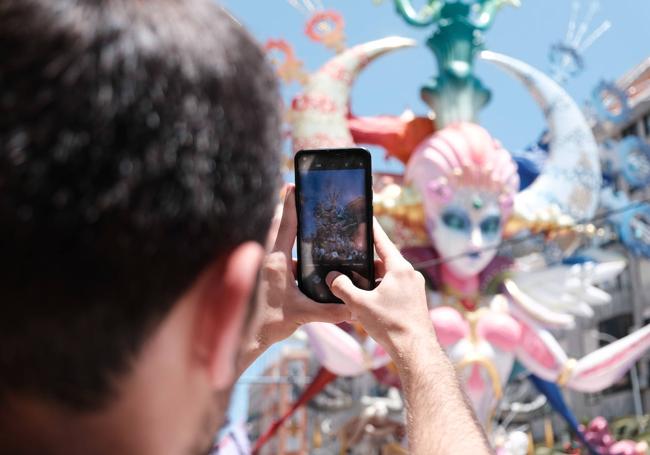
[[198, 241, 264, 390]]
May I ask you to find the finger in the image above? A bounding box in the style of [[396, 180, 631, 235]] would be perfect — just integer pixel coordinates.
[[326, 271, 366, 304], [372, 218, 411, 270], [291, 258, 298, 278], [273, 184, 297, 254]]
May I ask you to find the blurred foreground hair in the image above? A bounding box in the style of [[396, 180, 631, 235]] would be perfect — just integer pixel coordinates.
[[0, 0, 281, 410]]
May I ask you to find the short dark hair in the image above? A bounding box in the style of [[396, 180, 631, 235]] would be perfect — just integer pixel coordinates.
[[0, 0, 282, 410]]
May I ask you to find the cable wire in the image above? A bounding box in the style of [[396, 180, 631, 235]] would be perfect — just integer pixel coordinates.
[[410, 198, 650, 270]]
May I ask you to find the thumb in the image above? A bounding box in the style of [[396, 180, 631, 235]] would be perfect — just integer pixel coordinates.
[[326, 272, 365, 305]]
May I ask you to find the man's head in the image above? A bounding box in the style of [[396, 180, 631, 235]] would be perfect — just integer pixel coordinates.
[[0, 0, 281, 452]]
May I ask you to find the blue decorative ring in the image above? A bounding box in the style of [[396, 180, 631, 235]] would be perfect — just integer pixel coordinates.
[[591, 80, 631, 124]]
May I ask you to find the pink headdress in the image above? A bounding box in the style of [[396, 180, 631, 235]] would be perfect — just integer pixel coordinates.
[[406, 122, 519, 217]]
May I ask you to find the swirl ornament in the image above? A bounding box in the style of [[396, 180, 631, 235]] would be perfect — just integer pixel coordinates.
[[602, 188, 650, 258], [264, 39, 308, 85], [618, 204, 650, 258], [394, 0, 519, 29], [591, 80, 631, 124], [472, 0, 522, 30], [305, 11, 346, 53], [393, 0, 442, 27], [618, 135, 650, 188]]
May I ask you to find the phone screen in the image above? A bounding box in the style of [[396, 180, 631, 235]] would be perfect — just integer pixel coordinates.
[[295, 149, 373, 303]]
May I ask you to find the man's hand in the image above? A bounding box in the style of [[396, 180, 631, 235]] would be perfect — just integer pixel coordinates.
[[238, 185, 350, 374], [326, 219, 491, 454], [326, 218, 433, 358]]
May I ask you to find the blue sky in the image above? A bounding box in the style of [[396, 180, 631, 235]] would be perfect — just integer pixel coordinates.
[[221, 0, 650, 173], [220, 0, 650, 425]]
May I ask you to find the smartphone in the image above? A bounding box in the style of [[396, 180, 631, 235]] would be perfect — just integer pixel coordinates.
[[295, 148, 374, 303]]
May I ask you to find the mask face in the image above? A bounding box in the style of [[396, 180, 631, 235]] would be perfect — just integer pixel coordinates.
[[427, 188, 503, 278]]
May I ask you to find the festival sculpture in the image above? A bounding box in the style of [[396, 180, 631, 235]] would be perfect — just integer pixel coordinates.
[[594, 77, 650, 260], [399, 118, 648, 424], [253, 0, 650, 452]]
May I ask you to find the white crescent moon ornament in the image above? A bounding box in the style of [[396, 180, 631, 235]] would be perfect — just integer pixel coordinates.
[[290, 36, 416, 153], [480, 51, 602, 223]]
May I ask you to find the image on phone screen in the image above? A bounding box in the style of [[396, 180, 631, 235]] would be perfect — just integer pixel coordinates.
[[296, 150, 373, 303]]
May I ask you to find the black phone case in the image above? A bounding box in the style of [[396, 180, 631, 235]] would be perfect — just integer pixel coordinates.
[[294, 148, 374, 304]]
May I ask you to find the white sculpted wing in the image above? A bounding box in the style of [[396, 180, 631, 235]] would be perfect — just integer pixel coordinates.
[[505, 251, 626, 329]]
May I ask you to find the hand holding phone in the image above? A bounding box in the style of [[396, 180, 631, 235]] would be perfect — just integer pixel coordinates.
[[326, 218, 431, 356], [295, 148, 374, 303]]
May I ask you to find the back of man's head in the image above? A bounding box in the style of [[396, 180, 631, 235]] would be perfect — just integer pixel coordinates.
[[0, 0, 281, 414]]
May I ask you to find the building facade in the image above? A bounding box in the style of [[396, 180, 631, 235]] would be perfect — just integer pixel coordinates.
[[524, 56, 650, 442], [247, 348, 311, 455]]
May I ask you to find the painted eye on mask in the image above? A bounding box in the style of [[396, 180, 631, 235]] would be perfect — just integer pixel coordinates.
[[480, 215, 501, 236], [441, 210, 470, 232]]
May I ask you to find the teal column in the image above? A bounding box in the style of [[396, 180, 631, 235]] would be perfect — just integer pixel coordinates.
[[393, 0, 520, 127]]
